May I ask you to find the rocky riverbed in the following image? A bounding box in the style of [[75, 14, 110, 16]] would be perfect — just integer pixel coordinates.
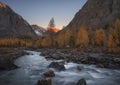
[[0, 50, 119, 85], [38, 48, 120, 70], [0, 47, 29, 71]]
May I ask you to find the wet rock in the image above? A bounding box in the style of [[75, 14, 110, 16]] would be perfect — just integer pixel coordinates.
[[76, 78, 87, 85], [0, 48, 29, 71], [48, 62, 65, 71], [76, 66, 83, 71], [97, 64, 104, 68], [37, 79, 52, 85], [107, 63, 118, 69], [40, 49, 120, 70], [58, 60, 65, 65], [0, 62, 18, 70], [114, 58, 120, 63], [43, 70, 55, 77]]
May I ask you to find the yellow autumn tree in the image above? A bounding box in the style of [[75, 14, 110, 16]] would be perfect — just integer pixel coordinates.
[[0, 38, 32, 47], [76, 24, 89, 47], [40, 36, 52, 47], [34, 37, 43, 48], [64, 28, 72, 47], [108, 33, 116, 52], [114, 19, 120, 30], [113, 19, 120, 46], [55, 28, 75, 48], [94, 28, 107, 46], [107, 19, 120, 53], [88, 28, 95, 46], [55, 32, 65, 47]]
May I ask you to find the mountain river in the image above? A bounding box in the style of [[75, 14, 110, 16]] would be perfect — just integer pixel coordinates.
[[0, 50, 120, 85]]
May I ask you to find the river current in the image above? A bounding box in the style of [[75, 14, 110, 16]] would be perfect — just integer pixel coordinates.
[[0, 51, 120, 85]]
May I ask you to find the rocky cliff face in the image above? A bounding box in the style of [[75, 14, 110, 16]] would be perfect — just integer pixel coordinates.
[[0, 2, 37, 38], [53, 0, 120, 49], [67, 0, 120, 30], [31, 24, 46, 36]]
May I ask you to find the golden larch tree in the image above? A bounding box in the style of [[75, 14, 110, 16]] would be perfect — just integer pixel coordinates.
[[108, 34, 116, 52], [94, 28, 107, 46], [76, 24, 89, 47]]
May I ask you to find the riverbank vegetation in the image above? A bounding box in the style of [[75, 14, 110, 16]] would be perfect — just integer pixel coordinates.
[[0, 19, 120, 54]]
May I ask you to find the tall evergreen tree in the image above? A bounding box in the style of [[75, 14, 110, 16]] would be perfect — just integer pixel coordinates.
[[48, 18, 55, 27]]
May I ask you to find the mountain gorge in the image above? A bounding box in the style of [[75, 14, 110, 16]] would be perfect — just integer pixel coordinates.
[[51, 0, 120, 53], [0, 2, 36, 38], [0, 0, 119, 53], [0, 1, 120, 85]]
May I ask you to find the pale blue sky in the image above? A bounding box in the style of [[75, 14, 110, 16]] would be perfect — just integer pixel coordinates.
[[1, 0, 87, 29]]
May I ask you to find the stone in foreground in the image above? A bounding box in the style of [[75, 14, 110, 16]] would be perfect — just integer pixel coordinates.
[[43, 70, 55, 77], [76, 78, 87, 85], [48, 62, 65, 71], [37, 79, 52, 85]]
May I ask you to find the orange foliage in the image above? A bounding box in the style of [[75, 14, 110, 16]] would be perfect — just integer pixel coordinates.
[[108, 34, 116, 52], [94, 28, 106, 46], [76, 24, 89, 47], [108, 34, 115, 47], [47, 26, 60, 32], [40, 36, 52, 47], [114, 19, 120, 30], [113, 19, 120, 46], [54, 28, 73, 48], [107, 19, 120, 53], [34, 37, 42, 48], [0, 2, 3, 8], [64, 29, 72, 47], [55, 32, 65, 47], [88, 28, 95, 46], [0, 38, 32, 47]]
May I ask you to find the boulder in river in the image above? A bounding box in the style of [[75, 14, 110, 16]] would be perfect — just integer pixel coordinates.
[[48, 62, 65, 71], [76, 66, 83, 71], [43, 70, 55, 77], [37, 79, 52, 85], [97, 64, 104, 68], [76, 78, 87, 85]]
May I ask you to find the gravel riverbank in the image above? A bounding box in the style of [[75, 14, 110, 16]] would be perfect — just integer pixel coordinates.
[[38, 48, 120, 70]]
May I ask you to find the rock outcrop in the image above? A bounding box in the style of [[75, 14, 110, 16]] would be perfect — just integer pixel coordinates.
[[0, 2, 37, 38], [76, 78, 87, 85], [37, 79, 52, 85], [31, 24, 46, 36], [48, 62, 65, 71], [67, 0, 120, 30], [43, 70, 55, 77], [0, 48, 28, 71], [53, 0, 120, 49]]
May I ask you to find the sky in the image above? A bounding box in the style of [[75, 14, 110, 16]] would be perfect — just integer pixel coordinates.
[[0, 0, 87, 29]]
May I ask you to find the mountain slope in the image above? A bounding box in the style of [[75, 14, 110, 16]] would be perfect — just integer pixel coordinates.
[[0, 2, 37, 38], [31, 24, 46, 36], [53, 0, 120, 50], [67, 0, 120, 30]]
